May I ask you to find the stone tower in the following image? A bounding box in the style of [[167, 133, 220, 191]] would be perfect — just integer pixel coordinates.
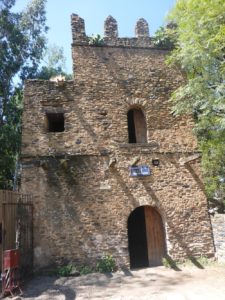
[[21, 14, 215, 269]]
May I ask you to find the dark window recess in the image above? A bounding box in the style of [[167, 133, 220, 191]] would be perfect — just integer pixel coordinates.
[[127, 110, 136, 143], [46, 113, 64, 132], [127, 109, 147, 143], [128, 206, 149, 268]]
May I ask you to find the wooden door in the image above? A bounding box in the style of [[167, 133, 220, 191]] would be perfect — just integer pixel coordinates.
[[144, 206, 166, 266], [133, 109, 147, 143]]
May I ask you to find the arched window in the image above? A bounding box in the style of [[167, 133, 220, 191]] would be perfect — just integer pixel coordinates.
[[127, 108, 147, 143]]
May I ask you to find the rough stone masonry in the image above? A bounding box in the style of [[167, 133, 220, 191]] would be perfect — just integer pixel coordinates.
[[20, 14, 215, 269]]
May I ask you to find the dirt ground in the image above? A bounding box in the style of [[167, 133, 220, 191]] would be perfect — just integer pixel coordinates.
[[6, 264, 225, 300]]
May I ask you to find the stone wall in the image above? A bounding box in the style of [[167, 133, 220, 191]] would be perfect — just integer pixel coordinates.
[[21, 153, 214, 268], [211, 214, 225, 262], [20, 14, 215, 269], [23, 47, 197, 158]]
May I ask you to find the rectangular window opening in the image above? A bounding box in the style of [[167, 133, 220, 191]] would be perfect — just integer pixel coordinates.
[[128, 110, 136, 143], [46, 113, 65, 132]]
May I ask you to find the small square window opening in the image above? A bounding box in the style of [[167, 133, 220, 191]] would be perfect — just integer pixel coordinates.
[[46, 113, 65, 132]]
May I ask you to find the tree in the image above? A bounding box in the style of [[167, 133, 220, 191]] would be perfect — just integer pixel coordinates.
[[36, 44, 73, 80], [0, 89, 23, 189], [0, 0, 48, 189], [167, 0, 225, 210], [0, 0, 48, 117], [153, 24, 177, 50]]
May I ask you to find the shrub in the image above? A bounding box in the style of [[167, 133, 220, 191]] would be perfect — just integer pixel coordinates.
[[88, 34, 104, 46], [79, 266, 93, 275], [96, 254, 116, 273], [55, 264, 73, 276]]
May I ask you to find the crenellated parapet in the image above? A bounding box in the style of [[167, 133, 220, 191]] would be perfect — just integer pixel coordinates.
[[71, 14, 159, 48], [135, 18, 149, 38], [104, 15, 118, 40], [71, 14, 89, 44]]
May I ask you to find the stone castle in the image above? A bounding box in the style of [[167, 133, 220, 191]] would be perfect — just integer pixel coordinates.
[[20, 14, 215, 269]]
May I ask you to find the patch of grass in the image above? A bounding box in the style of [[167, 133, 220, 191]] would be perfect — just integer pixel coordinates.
[[178, 256, 217, 268], [197, 256, 212, 266], [162, 256, 181, 271], [162, 257, 172, 268], [162, 255, 219, 270]]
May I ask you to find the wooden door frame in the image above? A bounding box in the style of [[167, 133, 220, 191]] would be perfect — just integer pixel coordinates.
[[128, 205, 167, 268]]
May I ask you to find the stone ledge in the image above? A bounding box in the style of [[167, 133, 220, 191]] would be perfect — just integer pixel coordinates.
[[71, 42, 171, 51], [119, 142, 159, 149]]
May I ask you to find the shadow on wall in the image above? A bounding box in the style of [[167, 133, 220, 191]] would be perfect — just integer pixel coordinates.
[[40, 154, 211, 270], [40, 156, 131, 268], [113, 165, 211, 269], [184, 162, 206, 193], [141, 180, 208, 269], [61, 88, 98, 143]]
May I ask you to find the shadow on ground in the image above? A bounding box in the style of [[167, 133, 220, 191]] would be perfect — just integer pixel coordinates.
[[21, 276, 76, 300], [20, 266, 191, 299], [13, 265, 225, 300]]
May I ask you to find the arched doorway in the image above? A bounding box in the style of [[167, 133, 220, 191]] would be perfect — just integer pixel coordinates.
[[128, 206, 166, 269]]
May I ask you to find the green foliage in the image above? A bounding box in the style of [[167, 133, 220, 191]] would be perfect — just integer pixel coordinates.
[[200, 129, 225, 210], [49, 255, 117, 277], [163, 256, 216, 269], [167, 0, 225, 115], [196, 256, 212, 266], [55, 264, 74, 277], [36, 66, 72, 80], [162, 256, 178, 269], [167, 0, 225, 210], [153, 25, 177, 49], [79, 266, 93, 275], [44, 44, 66, 70], [88, 34, 104, 46], [0, 89, 23, 189], [0, 0, 48, 100], [0, 0, 48, 189], [96, 254, 117, 273], [162, 257, 171, 268], [178, 256, 215, 267], [36, 44, 73, 80]]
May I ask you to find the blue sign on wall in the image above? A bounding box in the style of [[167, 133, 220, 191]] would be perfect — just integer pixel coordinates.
[[129, 165, 151, 177]]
